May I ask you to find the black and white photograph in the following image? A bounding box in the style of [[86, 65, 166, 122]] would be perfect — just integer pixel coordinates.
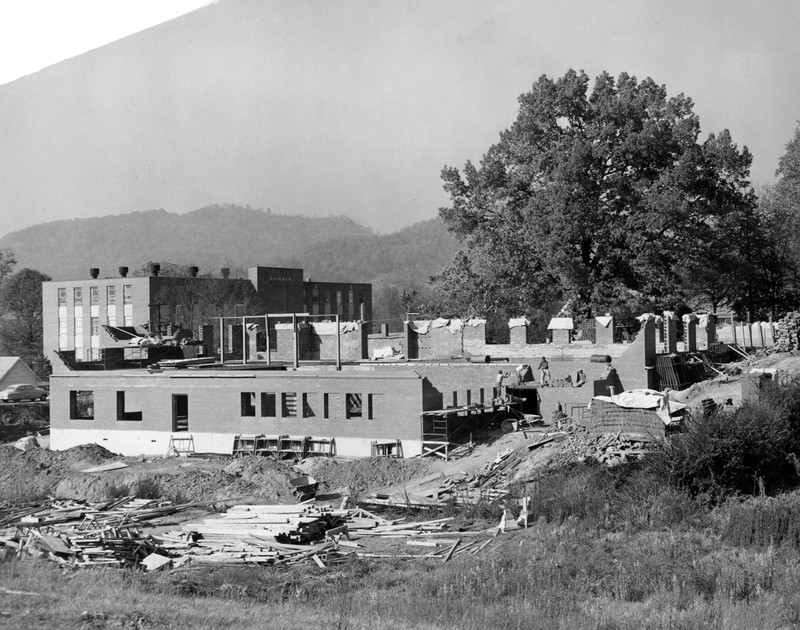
[[1, 1, 800, 627]]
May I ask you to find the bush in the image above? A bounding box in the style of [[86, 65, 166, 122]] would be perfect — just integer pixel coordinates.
[[647, 376, 800, 503]]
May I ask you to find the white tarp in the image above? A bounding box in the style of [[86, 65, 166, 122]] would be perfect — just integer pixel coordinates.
[[446, 319, 464, 335], [592, 389, 687, 424], [595, 316, 613, 328], [407, 320, 431, 334], [372, 346, 397, 360], [508, 317, 530, 329], [547, 317, 574, 330]]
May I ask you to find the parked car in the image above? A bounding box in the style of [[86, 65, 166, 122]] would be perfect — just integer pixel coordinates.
[[0, 383, 49, 402]]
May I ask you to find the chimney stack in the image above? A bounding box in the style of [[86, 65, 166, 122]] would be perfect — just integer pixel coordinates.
[[189, 266, 199, 278], [119, 266, 129, 278], [149, 262, 161, 277], [221, 267, 230, 279], [89, 268, 100, 279]]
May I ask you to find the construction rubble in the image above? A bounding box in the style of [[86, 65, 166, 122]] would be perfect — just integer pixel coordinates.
[[0, 495, 497, 572]]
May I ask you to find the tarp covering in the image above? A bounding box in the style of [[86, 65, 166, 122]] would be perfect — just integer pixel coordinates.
[[508, 317, 530, 329], [465, 318, 486, 327], [407, 320, 431, 334], [595, 316, 613, 328], [592, 389, 687, 424], [636, 313, 664, 325], [311, 321, 359, 335], [547, 317, 574, 330]]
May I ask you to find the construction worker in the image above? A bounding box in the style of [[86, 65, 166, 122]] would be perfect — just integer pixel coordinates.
[[537, 356, 551, 386], [494, 370, 507, 400]]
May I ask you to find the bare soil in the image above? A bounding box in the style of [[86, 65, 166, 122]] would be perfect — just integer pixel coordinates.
[[2, 351, 799, 506]]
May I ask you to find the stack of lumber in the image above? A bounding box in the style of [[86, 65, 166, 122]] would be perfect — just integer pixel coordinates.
[[179, 504, 345, 544], [774, 311, 800, 352]]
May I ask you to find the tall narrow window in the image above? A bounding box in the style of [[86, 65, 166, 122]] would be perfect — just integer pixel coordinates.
[[281, 392, 297, 417], [90, 317, 100, 336], [90, 286, 99, 306], [122, 284, 133, 326], [74, 316, 84, 361], [241, 392, 256, 417], [58, 319, 68, 349], [58, 288, 67, 306], [106, 286, 117, 326], [73, 287, 83, 307], [261, 392, 276, 417], [302, 393, 316, 418], [323, 393, 330, 419]]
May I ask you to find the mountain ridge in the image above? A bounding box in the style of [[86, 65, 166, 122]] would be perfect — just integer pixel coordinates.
[[0, 204, 458, 287]]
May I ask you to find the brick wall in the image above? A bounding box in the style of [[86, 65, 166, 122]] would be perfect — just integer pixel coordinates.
[[50, 368, 424, 454]]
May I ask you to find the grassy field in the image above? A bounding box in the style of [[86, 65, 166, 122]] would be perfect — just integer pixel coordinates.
[[4, 476, 800, 630]]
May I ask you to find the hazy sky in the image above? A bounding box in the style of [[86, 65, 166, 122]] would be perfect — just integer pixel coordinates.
[[1, 0, 799, 237], [0, 1, 214, 85]]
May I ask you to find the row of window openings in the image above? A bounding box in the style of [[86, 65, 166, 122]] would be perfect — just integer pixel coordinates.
[[69, 391, 378, 422], [59, 310, 133, 345], [59, 286, 132, 307], [305, 288, 364, 317], [242, 392, 375, 419]]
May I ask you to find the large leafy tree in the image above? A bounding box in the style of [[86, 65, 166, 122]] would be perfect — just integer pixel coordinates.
[[436, 70, 754, 318], [0, 267, 52, 377]]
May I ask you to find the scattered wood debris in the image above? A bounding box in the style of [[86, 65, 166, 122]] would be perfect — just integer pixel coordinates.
[[0, 497, 496, 571]]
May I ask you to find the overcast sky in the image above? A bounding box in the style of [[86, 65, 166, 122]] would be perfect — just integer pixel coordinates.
[[1, 0, 799, 236]]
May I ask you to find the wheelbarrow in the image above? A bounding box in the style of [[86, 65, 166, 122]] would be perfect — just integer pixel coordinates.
[[501, 414, 544, 433], [288, 475, 319, 502]]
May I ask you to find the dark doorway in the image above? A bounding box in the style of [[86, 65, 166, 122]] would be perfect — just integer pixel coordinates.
[[172, 394, 189, 432]]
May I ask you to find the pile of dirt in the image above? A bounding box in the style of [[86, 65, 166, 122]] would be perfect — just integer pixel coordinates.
[[0, 442, 301, 504], [299, 457, 435, 495]]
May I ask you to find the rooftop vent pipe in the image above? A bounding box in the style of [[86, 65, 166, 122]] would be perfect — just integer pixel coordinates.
[[221, 267, 230, 279], [189, 266, 199, 278], [149, 262, 161, 277], [119, 266, 129, 278], [89, 268, 100, 279]]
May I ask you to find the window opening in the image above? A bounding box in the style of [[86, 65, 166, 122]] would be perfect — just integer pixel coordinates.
[[346, 393, 362, 419], [70, 391, 94, 419], [116, 391, 142, 421], [261, 392, 276, 417]]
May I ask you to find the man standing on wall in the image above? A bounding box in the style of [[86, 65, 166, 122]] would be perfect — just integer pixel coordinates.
[[494, 370, 507, 400], [538, 356, 551, 386]]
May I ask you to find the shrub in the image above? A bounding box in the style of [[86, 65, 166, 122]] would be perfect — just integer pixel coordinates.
[[647, 376, 800, 503]]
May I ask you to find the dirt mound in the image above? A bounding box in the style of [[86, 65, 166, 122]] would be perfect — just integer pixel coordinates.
[[0, 444, 66, 500], [300, 457, 434, 494]]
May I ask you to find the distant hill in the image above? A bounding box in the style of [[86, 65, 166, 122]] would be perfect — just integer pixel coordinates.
[[276, 217, 459, 287], [0, 204, 459, 287]]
